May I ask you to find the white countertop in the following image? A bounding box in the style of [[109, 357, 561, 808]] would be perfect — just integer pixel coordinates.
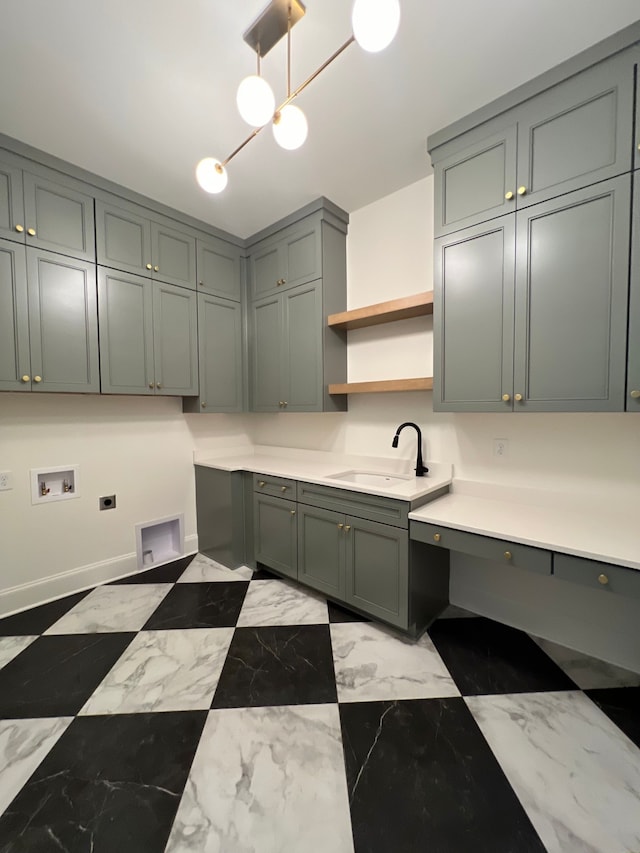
[[194, 445, 452, 503], [408, 480, 640, 571]]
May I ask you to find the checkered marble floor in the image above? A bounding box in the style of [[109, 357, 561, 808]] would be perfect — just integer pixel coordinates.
[[0, 553, 639, 853]]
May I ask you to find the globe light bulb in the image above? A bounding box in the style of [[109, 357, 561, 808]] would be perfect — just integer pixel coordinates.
[[272, 105, 308, 151], [195, 158, 228, 194], [237, 75, 276, 127], [352, 0, 400, 52]]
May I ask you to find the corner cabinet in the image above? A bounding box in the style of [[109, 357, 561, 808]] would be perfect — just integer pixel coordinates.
[[247, 203, 348, 413]]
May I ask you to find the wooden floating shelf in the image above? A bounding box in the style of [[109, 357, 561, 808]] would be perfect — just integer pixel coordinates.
[[329, 377, 434, 395], [328, 291, 434, 331]]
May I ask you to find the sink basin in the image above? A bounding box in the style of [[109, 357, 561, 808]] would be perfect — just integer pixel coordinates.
[[327, 470, 411, 487]]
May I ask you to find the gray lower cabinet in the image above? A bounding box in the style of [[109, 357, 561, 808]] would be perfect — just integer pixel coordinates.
[[253, 492, 298, 580], [297, 505, 346, 599], [627, 180, 640, 411], [196, 235, 243, 301], [98, 268, 198, 395], [0, 239, 99, 393]]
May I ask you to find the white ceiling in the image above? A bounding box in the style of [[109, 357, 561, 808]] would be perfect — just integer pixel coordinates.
[[1, 1, 638, 238]]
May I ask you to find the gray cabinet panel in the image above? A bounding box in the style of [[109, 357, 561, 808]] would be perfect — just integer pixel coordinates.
[[283, 282, 322, 412], [151, 221, 196, 290], [345, 517, 408, 629], [434, 125, 517, 237], [0, 157, 25, 243], [254, 475, 297, 500], [297, 505, 345, 598], [98, 269, 154, 395], [23, 173, 95, 261], [297, 481, 408, 527], [196, 236, 242, 301], [250, 242, 281, 298], [627, 180, 640, 410], [253, 493, 298, 579], [153, 281, 198, 395], [251, 294, 282, 412], [434, 216, 515, 412], [195, 294, 243, 412], [0, 238, 30, 391], [516, 51, 635, 208], [513, 177, 629, 411], [284, 221, 321, 288], [554, 553, 640, 599], [27, 250, 99, 393], [96, 201, 152, 277]]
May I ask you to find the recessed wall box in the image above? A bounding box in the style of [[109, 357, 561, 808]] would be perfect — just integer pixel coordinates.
[[135, 515, 184, 569], [31, 465, 79, 505]]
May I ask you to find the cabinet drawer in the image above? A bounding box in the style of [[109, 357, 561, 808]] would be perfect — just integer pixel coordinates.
[[409, 522, 551, 575], [297, 482, 408, 528], [253, 474, 297, 500], [554, 553, 640, 598]]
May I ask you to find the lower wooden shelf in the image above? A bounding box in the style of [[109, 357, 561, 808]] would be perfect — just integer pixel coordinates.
[[328, 377, 434, 395]]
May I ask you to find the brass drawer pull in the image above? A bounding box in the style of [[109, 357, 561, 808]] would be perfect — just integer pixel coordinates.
[[15, 224, 24, 233], [21, 374, 30, 382], [505, 191, 514, 201], [517, 186, 527, 196], [27, 227, 36, 236], [502, 393, 510, 402], [433, 533, 441, 542], [504, 551, 512, 560], [281, 486, 287, 492], [258, 481, 266, 488], [146, 263, 153, 270], [598, 573, 609, 586]]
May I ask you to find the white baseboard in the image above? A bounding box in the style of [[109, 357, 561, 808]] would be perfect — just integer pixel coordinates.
[[0, 533, 199, 620]]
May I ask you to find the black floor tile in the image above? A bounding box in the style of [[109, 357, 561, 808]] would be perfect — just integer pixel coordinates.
[[0, 711, 207, 853], [0, 633, 135, 718], [251, 565, 280, 580], [0, 590, 91, 636], [327, 601, 371, 623], [212, 624, 337, 708], [586, 686, 640, 748], [428, 616, 577, 696], [110, 553, 196, 585], [143, 581, 249, 630], [340, 698, 546, 853]]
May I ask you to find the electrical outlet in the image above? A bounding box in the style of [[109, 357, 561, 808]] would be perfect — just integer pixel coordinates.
[[99, 495, 116, 511], [0, 471, 12, 491], [493, 438, 509, 458]]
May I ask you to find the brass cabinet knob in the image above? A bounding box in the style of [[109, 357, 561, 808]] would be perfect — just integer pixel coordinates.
[[15, 224, 24, 233], [337, 523, 344, 529], [21, 374, 30, 382], [630, 390, 640, 399], [278, 401, 284, 407], [34, 375, 42, 382], [290, 510, 296, 516], [505, 191, 514, 201], [344, 525, 351, 532], [146, 263, 153, 270], [258, 481, 266, 487], [637, 143, 640, 151], [283, 401, 288, 407], [433, 533, 441, 542], [504, 551, 512, 560], [515, 393, 523, 402], [156, 382, 162, 389], [517, 186, 527, 196], [27, 227, 36, 236], [502, 393, 511, 402], [154, 265, 159, 272], [598, 573, 609, 585], [281, 278, 286, 285], [201, 402, 207, 408], [149, 382, 154, 389], [281, 485, 287, 492], [198, 281, 204, 287]]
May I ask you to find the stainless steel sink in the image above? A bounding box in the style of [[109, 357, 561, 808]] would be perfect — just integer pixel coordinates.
[[327, 470, 411, 487]]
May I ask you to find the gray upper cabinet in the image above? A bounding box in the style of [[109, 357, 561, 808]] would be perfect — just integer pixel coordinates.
[[151, 221, 196, 290], [196, 236, 243, 302], [251, 293, 282, 412], [152, 281, 198, 395], [0, 238, 30, 391], [283, 282, 323, 412], [23, 173, 95, 262], [432, 49, 637, 237], [627, 179, 640, 411], [249, 216, 321, 299], [0, 155, 25, 244]]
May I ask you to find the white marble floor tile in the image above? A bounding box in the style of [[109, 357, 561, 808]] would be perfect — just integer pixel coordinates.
[[80, 628, 234, 715], [0, 636, 37, 671], [466, 690, 640, 853], [44, 584, 172, 634], [331, 622, 460, 703], [177, 553, 253, 583], [165, 704, 354, 853], [236, 579, 329, 627], [531, 636, 640, 689], [0, 717, 72, 816]]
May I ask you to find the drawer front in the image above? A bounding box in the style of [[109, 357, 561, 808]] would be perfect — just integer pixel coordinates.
[[253, 473, 297, 500], [297, 481, 408, 528], [409, 521, 551, 575], [554, 553, 640, 598]]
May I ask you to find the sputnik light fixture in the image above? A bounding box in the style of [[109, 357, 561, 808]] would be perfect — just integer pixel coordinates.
[[196, 0, 401, 194]]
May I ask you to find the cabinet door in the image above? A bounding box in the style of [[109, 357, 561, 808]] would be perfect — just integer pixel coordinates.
[[434, 124, 517, 237], [197, 293, 243, 412], [250, 239, 282, 298], [153, 281, 198, 395], [628, 180, 640, 411], [0, 239, 30, 391], [434, 216, 516, 412], [513, 177, 630, 412], [27, 249, 99, 392], [283, 282, 322, 412], [345, 517, 408, 629], [251, 294, 283, 412], [23, 173, 95, 261], [516, 51, 635, 209], [151, 221, 196, 290], [0, 156, 25, 244], [96, 201, 153, 277], [253, 493, 298, 579], [196, 236, 243, 301], [282, 220, 321, 288], [98, 269, 155, 395], [297, 505, 345, 599]]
